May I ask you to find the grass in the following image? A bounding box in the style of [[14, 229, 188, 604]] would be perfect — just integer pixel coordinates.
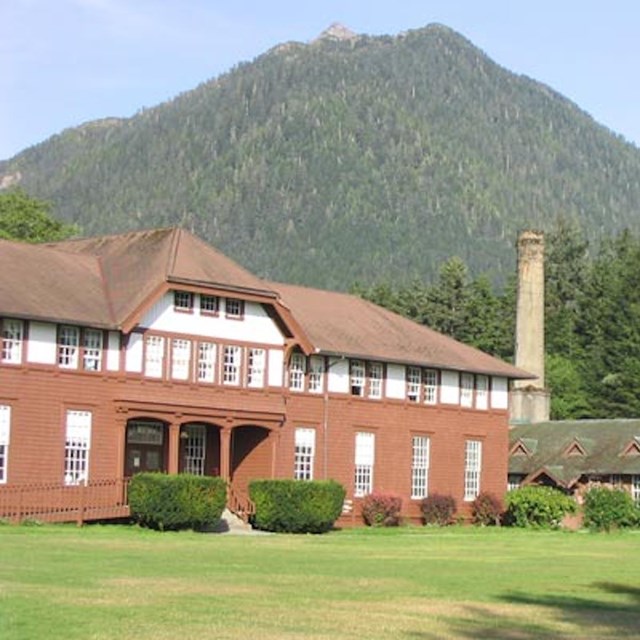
[[1, 524, 639, 639]]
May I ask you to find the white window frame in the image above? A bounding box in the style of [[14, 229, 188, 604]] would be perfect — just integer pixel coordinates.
[[289, 353, 305, 392], [64, 410, 91, 486], [308, 356, 324, 393], [632, 475, 640, 505], [171, 338, 192, 381], [82, 329, 103, 371], [460, 373, 474, 408], [174, 290, 193, 312], [1, 319, 24, 364], [424, 369, 438, 405], [368, 362, 383, 399], [144, 335, 165, 378], [197, 342, 216, 383], [350, 360, 365, 397], [294, 428, 316, 481], [223, 345, 241, 385], [58, 325, 80, 369], [354, 432, 375, 497], [183, 424, 206, 476], [247, 348, 266, 388], [0, 405, 10, 484], [475, 375, 488, 410], [411, 435, 430, 499], [406, 366, 421, 402], [464, 439, 482, 501]]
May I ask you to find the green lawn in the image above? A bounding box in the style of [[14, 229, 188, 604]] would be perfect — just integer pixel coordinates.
[[1, 524, 639, 639]]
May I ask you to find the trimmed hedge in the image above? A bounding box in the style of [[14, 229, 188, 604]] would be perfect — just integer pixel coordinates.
[[583, 487, 639, 531], [129, 473, 227, 531], [504, 485, 576, 529], [421, 494, 457, 526], [249, 479, 345, 533], [361, 492, 403, 527]]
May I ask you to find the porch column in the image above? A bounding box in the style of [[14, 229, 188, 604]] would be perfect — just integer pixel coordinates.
[[168, 422, 181, 475], [220, 426, 232, 481], [269, 429, 279, 478], [115, 410, 128, 478]]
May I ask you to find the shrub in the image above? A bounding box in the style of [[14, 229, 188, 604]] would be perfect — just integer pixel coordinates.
[[583, 487, 639, 531], [361, 492, 403, 527], [129, 473, 227, 531], [504, 485, 576, 529], [471, 492, 503, 526], [421, 494, 457, 526], [249, 479, 345, 533]]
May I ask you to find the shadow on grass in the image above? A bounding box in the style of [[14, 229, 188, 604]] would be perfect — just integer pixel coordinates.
[[403, 582, 640, 639]]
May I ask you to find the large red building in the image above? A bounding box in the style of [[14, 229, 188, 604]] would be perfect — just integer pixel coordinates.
[[0, 228, 529, 523]]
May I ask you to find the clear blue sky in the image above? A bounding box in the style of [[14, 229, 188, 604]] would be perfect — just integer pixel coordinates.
[[2, 0, 639, 160]]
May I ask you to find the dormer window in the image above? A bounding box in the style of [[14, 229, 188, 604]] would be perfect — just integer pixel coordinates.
[[225, 298, 244, 319], [174, 291, 194, 312]]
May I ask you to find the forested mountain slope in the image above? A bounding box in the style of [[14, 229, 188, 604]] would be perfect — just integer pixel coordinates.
[[2, 24, 640, 289]]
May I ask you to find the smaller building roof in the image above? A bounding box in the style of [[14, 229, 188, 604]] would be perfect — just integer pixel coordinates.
[[509, 420, 640, 487]]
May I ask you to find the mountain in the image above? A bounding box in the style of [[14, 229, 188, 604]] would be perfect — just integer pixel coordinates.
[[2, 24, 640, 289]]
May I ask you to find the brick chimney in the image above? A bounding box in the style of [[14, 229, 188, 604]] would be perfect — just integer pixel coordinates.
[[510, 230, 550, 423]]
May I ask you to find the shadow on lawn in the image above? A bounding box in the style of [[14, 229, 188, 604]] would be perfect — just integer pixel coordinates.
[[403, 582, 640, 639]]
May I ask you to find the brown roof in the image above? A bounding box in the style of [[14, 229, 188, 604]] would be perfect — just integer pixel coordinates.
[[272, 282, 530, 378], [1, 227, 530, 379]]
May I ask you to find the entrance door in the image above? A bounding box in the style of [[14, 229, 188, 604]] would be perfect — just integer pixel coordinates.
[[125, 420, 166, 476]]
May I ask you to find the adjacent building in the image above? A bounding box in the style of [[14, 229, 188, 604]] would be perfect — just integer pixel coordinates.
[[0, 228, 530, 523]]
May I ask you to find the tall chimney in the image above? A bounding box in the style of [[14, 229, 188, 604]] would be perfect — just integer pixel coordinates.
[[511, 230, 550, 423]]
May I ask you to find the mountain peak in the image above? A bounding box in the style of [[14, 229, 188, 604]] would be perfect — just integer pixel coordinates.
[[313, 23, 358, 43]]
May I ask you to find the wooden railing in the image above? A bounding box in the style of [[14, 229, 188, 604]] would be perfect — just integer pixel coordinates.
[[227, 485, 255, 523], [0, 477, 131, 526]]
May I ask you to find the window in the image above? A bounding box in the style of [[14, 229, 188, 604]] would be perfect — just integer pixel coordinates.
[[424, 369, 438, 404], [223, 345, 241, 385], [225, 298, 244, 319], [0, 405, 10, 483], [475, 375, 488, 410], [507, 474, 523, 491], [174, 290, 193, 312], [171, 338, 191, 380], [289, 353, 305, 391], [350, 360, 365, 396], [411, 435, 430, 499], [1, 319, 23, 364], [197, 342, 216, 383], [58, 326, 79, 368], [460, 373, 474, 408], [83, 329, 103, 371], [610, 474, 623, 488], [200, 294, 219, 314], [183, 424, 206, 476], [308, 356, 324, 393], [406, 366, 421, 402], [247, 348, 265, 387], [464, 440, 482, 501], [294, 428, 316, 481], [632, 475, 640, 505], [368, 362, 383, 399], [144, 335, 165, 378], [354, 432, 375, 497], [64, 410, 91, 486]]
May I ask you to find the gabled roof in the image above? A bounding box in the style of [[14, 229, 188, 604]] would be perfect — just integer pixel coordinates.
[[509, 420, 640, 487], [272, 282, 530, 379], [1, 227, 530, 379]]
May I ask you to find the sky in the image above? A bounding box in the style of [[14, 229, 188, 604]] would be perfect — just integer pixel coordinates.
[[1, 0, 639, 161]]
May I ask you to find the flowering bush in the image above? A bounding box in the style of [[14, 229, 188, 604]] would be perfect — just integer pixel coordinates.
[[361, 492, 403, 527], [421, 494, 457, 526]]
